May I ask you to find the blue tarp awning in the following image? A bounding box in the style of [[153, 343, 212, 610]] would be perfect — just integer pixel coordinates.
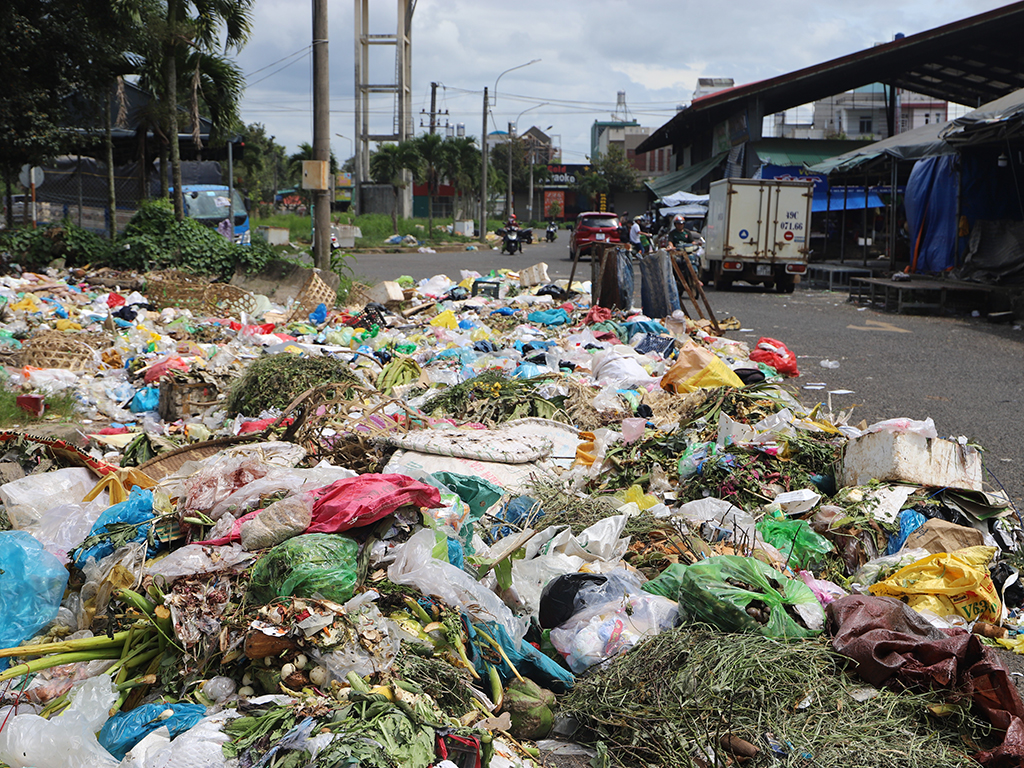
[[812, 188, 886, 212]]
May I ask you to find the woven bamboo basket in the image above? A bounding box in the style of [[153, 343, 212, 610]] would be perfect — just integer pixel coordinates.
[[145, 270, 210, 313], [285, 271, 336, 323], [20, 331, 99, 372], [136, 434, 263, 481], [344, 282, 372, 309], [203, 283, 258, 319]]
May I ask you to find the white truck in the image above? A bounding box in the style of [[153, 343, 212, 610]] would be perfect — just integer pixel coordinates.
[[703, 178, 814, 293]]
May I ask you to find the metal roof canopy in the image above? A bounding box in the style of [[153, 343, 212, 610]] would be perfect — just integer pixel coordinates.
[[637, 2, 1024, 155]]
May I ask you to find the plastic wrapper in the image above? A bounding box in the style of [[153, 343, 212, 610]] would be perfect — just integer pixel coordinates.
[[675, 555, 824, 638], [389, 528, 527, 644], [206, 462, 357, 520], [539, 569, 646, 630], [549, 592, 678, 673], [886, 508, 929, 555], [0, 532, 70, 663], [181, 456, 270, 518], [865, 416, 938, 439], [755, 517, 833, 569], [147, 543, 255, 584], [25, 498, 109, 563], [248, 533, 359, 605], [851, 547, 933, 589], [748, 337, 800, 377], [98, 702, 207, 760], [119, 711, 237, 768], [77, 543, 147, 630], [869, 545, 1002, 623], [0, 675, 119, 768], [239, 494, 313, 551], [0, 466, 98, 529], [310, 596, 401, 680]]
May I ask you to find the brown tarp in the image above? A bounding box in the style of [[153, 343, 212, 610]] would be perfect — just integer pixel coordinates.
[[826, 595, 1024, 766]]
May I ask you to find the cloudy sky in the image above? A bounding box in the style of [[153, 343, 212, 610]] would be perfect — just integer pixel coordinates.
[[234, 0, 1011, 163]]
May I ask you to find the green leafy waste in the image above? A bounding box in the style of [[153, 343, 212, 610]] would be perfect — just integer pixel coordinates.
[[225, 354, 363, 417], [421, 371, 569, 425]]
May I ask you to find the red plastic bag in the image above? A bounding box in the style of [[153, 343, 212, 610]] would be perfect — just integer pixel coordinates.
[[106, 292, 126, 308], [308, 474, 441, 533], [749, 337, 799, 377], [143, 356, 190, 384]]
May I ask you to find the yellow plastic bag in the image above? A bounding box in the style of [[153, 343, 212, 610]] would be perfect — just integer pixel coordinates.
[[622, 485, 657, 510], [55, 318, 82, 331], [575, 431, 597, 467], [868, 545, 1001, 623], [674, 356, 745, 394], [84, 468, 157, 506], [660, 341, 715, 393], [430, 309, 458, 330]]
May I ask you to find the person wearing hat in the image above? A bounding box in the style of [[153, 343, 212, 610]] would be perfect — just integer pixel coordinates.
[[667, 215, 696, 250], [628, 215, 644, 253]]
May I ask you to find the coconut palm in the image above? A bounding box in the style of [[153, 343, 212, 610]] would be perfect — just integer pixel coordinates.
[[369, 142, 418, 234], [408, 133, 448, 236], [441, 136, 480, 221]]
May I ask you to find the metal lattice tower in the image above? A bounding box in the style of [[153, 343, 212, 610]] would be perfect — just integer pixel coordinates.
[[353, 0, 414, 216]]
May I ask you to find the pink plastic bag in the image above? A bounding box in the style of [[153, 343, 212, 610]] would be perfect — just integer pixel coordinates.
[[799, 570, 847, 606], [143, 356, 190, 384]]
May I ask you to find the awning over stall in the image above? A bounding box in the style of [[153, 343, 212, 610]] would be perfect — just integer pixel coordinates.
[[807, 121, 955, 174], [645, 152, 728, 198], [812, 188, 886, 212]]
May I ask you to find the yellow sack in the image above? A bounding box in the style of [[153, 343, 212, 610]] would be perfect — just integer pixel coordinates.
[[660, 341, 715, 393], [84, 468, 157, 505], [868, 545, 1001, 623], [675, 356, 745, 394]]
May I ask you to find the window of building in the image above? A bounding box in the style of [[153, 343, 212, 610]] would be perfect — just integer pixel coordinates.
[[899, 115, 910, 132], [859, 115, 872, 134], [924, 112, 930, 124]]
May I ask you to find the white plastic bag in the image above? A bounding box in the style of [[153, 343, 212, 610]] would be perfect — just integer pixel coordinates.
[[120, 711, 239, 768], [0, 676, 118, 768], [865, 417, 938, 439], [26, 498, 110, 563], [0, 467, 99, 529], [240, 495, 313, 551], [147, 543, 255, 583], [388, 528, 526, 644]]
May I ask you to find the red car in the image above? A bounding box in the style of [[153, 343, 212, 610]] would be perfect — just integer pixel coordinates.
[[568, 212, 621, 260]]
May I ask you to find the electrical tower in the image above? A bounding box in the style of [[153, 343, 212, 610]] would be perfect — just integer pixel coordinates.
[[353, 0, 415, 216]]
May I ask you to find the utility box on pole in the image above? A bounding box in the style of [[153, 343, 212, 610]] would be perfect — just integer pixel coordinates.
[[302, 160, 330, 191]]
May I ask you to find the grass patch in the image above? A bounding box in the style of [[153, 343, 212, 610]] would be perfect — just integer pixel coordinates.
[[0, 389, 79, 427]]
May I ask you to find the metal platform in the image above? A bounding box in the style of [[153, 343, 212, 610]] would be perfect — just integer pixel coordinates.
[[849, 276, 994, 314], [805, 263, 878, 291]]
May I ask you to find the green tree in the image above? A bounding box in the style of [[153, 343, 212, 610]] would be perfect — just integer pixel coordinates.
[[440, 136, 480, 221], [163, 0, 255, 221], [573, 146, 640, 208], [408, 133, 447, 235], [234, 123, 288, 206], [369, 142, 418, 233]]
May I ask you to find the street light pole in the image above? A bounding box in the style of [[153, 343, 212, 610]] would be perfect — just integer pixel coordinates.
[[512, 104, 546, 225], [480, 59, 540, 239]]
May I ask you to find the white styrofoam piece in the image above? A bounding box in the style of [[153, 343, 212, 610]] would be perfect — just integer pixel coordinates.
[[842, 431, 982, 492]]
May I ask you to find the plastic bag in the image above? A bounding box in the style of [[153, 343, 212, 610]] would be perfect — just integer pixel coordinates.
[[851, 548, 932, 589], [129, 387, 159, 413], [206, 463, 357, 520], [26, 499, 109, 563], [98, 702, 207, 760], [120, 711, 238, 768], [799, 570, 848, 606], [147, 543, 255, 584], [675, 555, 824, 638], [181, 456, 270, 519], [310, 594, 401, 680], [0, 675, 119, 768], [869, 546, 1001, 623], [0, 466, 98, 529], [641, 563, 688, 599], [0, 532, 70, 662], [72, 487, 154, 568], [886, 508, 928, 555], [539, 570, 645, 630], [748, 337, 799, 377], [865, 416, 938, 439], [672, 356, 744, 393], [307, 473, 442, 533], [755, 517, 833, 569], [239, 494, 313, 551], [247, 533, 359, 605], [549, 592, 678, 673], [389, 528, 527, 644]]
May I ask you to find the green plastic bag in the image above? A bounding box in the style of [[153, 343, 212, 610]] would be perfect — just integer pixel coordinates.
[[641, 563, 688, 598], [755, 517, 833, 569], [248, 533, 359, 605], [676, 555, 823, 639]]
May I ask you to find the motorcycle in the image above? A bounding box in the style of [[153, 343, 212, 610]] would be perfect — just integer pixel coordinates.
[[545, 222, 557, 242], [521, 228, 534, 245], [501, 228, 521, 254]]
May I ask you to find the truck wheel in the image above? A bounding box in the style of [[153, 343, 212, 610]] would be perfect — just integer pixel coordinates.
[[776, 275, 795, 294], [713, 265, 732, 292]]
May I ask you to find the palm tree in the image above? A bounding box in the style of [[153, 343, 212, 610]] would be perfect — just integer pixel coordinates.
[[369, 142, 418, 234], [164, 0, 254, 220], [441, 136, 480, 221], [408, 133, 447, 236]]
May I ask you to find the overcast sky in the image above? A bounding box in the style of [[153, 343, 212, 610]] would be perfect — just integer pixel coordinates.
[[234, 0, 1011, 164]]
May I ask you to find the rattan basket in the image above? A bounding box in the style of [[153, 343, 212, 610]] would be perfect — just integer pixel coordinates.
[[203, 283, 258, 319], [20, 331, 100, 372], [136, 434, 263, 481], [145, 270, 210, 313], [285, 270, 336, 323]]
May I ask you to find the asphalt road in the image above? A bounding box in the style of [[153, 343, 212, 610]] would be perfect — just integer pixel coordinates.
[[351, 234, 1024, 508]]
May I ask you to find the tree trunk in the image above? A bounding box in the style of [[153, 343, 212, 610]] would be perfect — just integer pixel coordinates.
[[3, 166, 13, 230], [392, 189, 398, 234], [166, 0, 184, 221], [105, 88, 117, 240]]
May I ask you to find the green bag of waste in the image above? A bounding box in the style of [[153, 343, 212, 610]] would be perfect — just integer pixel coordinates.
[[755, 517, 833, 569], [676, 555, 823, 639], [248, 533, 359, 605], [642, 562, 688, 598]]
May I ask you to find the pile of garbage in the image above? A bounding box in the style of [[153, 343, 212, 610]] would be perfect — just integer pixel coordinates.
[[0, 260, 1022, 768]]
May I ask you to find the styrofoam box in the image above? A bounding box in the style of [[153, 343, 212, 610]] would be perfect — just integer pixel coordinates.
[[842, 431, 982, 491]]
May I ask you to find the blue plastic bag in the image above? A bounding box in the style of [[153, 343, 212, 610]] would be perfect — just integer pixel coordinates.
[[98, 702, 207, 760], [527, 308, 570, 327], [129, 387, 159, 413], [73, 487, 155, 568], [468, 619, 574, 692], [886, 508, 928, 555], [0, 532, 69, 667], [308, 303, 327, 325]]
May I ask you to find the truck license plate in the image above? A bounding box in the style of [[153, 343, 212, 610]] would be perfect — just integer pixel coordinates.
[[755, 264, 772, 276], [595, 233, 605, 240]]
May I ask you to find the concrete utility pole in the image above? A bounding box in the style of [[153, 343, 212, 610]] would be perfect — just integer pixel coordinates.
[[479, 87, 488, 242], [507, 122, 513, 219], [312, 0, 330, 271], [429, 82, 438, 134]]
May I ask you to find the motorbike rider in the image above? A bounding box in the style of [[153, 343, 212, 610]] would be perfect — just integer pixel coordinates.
[[628, 215, 644, 253], [667, 215, 703, 286], [505, 213, 519, 231]]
